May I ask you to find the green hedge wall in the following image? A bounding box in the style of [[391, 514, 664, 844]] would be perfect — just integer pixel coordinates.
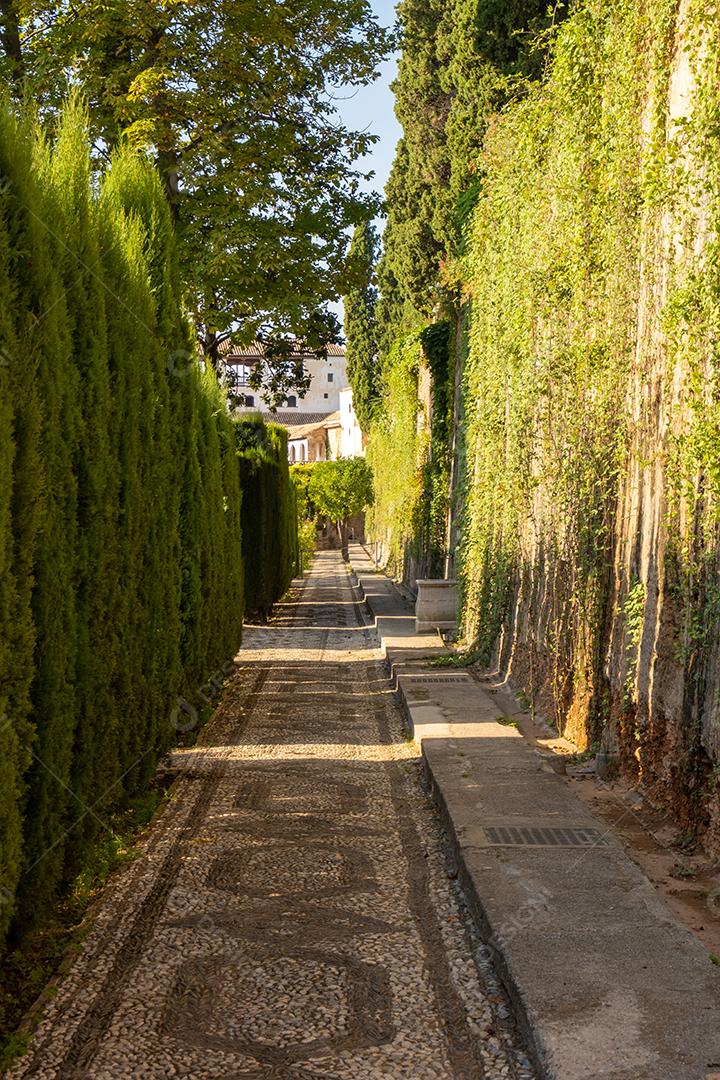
[[236, 419, 298, 620], [0, 102, 249, 947]]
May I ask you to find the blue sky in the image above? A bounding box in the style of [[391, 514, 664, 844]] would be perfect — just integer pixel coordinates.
[[330, 0, 401, 328], [331, 0, 401, 207]]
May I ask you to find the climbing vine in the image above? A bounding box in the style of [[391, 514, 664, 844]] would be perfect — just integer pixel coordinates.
[[366, 333, 425, 575], [455, 0, 720, 852], [366, 322, 455, 579], [371, 0, 720, 846], [460, 0, 678, 742]]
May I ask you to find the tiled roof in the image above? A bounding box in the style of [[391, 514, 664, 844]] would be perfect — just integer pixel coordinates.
[[261, 411, 334, 426], [219, 339, 264, 358], [285, 412, 341, 440], [219, 339, 345, 360]]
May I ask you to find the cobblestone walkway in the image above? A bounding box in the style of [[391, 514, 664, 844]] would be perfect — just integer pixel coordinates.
[[10, 552, 535, 1080]]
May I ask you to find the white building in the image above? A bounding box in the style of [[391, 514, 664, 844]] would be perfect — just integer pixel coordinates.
[[221, 340, 364, 462], [339, 388, 364, 458], [222, 341, 348, 414]]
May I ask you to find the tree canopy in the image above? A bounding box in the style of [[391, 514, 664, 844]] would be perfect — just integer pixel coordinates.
[[1, 0, 393, 388], [308, 457, 373, 558], [309, 458, 373, 521]]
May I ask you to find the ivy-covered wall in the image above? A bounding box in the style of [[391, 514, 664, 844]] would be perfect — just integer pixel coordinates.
[[461, 0, 720, 850], [373, 0, 720, 851], [365, 323, 452, 581], [366, 333, 425, 575], [368, 0, 554, 587]]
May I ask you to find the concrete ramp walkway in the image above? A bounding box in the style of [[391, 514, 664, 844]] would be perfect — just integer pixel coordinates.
[[351, 544, 720, 1080]]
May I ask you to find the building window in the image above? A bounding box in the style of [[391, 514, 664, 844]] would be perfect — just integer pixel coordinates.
[[324, 393, 328, 399], [287, 395, 297, 407], [327, 372, 334, 383], [226, 363, 251, 388]]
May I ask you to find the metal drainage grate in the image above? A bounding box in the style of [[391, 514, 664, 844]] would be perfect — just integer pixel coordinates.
[[410, 675, 470, 683], [484, 825, 609, 848]]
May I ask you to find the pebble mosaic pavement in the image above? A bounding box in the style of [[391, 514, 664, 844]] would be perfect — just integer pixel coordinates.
[[9, 551, 536, 1080]]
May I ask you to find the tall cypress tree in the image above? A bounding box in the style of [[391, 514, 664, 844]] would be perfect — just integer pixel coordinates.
[[236, 420, 296, 620], [175, 369, 205, 693], [96, 176, 154, 789], [49, 102, 122, 872], [0, 100, 257, 950], [379, 0, 562, 350], [377, 0, 451, 340], [215, 388, 244, 660], [343, 222, 380, 432], [0, 198, 24, 942], [195, 378, 226, 675], [8, 116, 81, 919], [99, 153, 182, 786], [0, 110, 43, 942], [437, 0, 558, 244]]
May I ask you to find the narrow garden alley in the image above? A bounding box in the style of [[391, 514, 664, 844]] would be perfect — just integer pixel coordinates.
[[5, 1, 720, 1076], [9, 553, 534, 1080]]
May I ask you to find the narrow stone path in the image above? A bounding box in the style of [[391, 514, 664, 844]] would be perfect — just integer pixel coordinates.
[[10, 552, 534, 1080]]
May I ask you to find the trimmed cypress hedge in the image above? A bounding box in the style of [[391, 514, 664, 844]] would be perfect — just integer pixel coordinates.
[[0, 102, 290, 949], [236, 419, 299, 620]]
